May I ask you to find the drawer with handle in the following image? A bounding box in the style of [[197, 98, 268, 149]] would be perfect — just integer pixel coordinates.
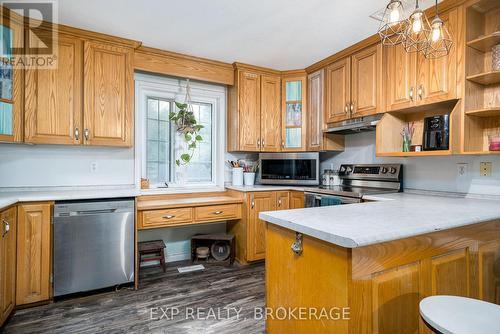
[[194, 204, 241, 222], [140, 207, 193, 228]]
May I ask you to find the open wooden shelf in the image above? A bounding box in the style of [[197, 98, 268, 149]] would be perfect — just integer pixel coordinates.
[[467, 32, 500, 52], [466, 71, 500, 85], [465, 107, 500, 117]]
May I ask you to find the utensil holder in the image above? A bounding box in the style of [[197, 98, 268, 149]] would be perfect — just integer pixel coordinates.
[[244, 172, 256, 186], [232, 168, 244, 186]]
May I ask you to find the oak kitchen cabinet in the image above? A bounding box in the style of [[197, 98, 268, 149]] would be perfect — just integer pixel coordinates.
[[227, 64, 281, 152], [24, 37, 134, 147], [24, 33, 83, 145], [16, 203, 52, 306], [0, 207, 16, 326], [227, 190, 305, 263], [0, 8, 23, 143], [325, 43, 384, 123], [307, 69, 345, 152], [386, 8, 458, 112]]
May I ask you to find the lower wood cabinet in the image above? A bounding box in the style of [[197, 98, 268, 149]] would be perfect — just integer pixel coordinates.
[[266, 220, 500, 334], [227, 190, 304, 263], [0, 207, 17, 326], [16, 203, 52, 306]]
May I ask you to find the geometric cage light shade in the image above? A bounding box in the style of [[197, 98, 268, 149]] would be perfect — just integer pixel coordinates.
[[378, 0, 408, 46], [424, 16, 453, 59], [403, 2, 431, 53]]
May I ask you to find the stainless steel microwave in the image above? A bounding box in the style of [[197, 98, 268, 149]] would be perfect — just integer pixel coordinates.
[[258, 153, 319, 186]]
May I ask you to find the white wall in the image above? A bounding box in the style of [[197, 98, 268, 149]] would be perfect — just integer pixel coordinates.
[[0, 143, 135, 188], [320, 132, 500, 196]]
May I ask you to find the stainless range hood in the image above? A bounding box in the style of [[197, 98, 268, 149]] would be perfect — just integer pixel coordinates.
[[325, 114, 383, 135]]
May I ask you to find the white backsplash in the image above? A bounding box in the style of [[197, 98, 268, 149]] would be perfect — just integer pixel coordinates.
[[320, 132, 500, 196]]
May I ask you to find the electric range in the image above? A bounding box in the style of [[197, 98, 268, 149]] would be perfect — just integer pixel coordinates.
[[304, 164, 403, 206]]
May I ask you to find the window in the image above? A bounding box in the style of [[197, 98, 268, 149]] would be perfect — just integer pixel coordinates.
[[135, 74, 225, 189]]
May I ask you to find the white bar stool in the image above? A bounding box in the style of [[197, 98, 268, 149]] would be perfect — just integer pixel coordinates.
[[420, 295, 500, 334]]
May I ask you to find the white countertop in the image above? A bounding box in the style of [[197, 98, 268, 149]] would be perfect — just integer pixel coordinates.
[[0, 188, 140, 210], [259, 193, 500, 248]]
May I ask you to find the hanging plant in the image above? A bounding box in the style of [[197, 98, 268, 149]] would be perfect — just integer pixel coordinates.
[[169, 80, 204, 166]]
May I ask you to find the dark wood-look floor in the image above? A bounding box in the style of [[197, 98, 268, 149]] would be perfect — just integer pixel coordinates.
[[4, 261, 265, 334]]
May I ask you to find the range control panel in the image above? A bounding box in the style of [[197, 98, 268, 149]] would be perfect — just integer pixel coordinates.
[[339, 164, 402, 180]]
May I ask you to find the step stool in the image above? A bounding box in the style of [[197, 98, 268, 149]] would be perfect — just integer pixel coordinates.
[[138, 240, 166, 273]]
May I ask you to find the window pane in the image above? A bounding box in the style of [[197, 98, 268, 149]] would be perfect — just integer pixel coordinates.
[[0, 102, 13, 135], [174, 102, 213, 183], [159, 100, 170, 121], [147, 98, 158, 119], [146, 97, 172, 185]]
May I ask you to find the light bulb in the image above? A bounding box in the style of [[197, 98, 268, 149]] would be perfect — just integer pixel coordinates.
[[431, 25, 441, 41], [389, 6, 400, 24], [412, 12, 423, 33]]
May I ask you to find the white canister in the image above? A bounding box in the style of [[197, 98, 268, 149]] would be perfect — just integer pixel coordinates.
[[232, 168, 244, 186], [244, 172, 256, 186]]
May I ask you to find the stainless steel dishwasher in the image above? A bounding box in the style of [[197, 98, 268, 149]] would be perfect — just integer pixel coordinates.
[[53, 199, 135, 297]]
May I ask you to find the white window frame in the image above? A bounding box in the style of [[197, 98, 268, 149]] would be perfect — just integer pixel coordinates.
[[134, 73, 226, 192]]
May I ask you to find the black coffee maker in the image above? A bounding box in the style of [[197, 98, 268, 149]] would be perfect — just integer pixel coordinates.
[[423, 115, 450, 151]]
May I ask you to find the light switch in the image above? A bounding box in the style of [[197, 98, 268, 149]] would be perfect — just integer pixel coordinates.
[[480, 162, 492, 177]]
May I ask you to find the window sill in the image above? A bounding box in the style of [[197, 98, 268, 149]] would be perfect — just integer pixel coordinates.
[[139, 185, 226, 196]]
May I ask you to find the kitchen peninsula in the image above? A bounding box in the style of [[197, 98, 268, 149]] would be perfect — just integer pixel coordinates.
[[260, 193, 500, 333]]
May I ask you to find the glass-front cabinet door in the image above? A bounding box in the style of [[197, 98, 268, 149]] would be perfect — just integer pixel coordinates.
[[0, 11, 23, 142], [282, 73, 306, 151]]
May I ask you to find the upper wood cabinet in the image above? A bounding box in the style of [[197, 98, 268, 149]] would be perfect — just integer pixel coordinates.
[[260, 75, 282, 152], [351, 43, 384, 117], [282, 72, 307, 151], [17, 203, 51, 306], [386, 8, 458, 112], [307, 69, 345, 152], [325, 43, 383, 123], [0, 9, 23, 143], [227, 65, 281, 152], [23, 36, 134, 147], [83, 41, 134, 147], [325, 57, 351, 123], [0, 207, 17, 326], [25, 34, 83, 145]]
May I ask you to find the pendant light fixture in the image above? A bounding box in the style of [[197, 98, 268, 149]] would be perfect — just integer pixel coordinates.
[[378, 0, 408, 46], [424, 0, 453, 59], [403, 0, 431, 53]]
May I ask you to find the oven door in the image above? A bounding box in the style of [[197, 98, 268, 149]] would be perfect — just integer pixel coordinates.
[[304, 192, 361, 207], [258, 153, 319, 185]]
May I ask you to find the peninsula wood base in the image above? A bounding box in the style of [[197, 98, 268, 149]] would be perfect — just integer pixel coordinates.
[[265, 220, 500, 334]]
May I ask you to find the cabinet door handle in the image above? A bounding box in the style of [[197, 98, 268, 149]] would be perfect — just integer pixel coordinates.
[[344, 104, 349, 114], [418, 85, 423, 100], [257, 139, 261, 148], [409, 87, 414, 101], [281, 140, 285, 149], [261, 139, 265, 147], [2, 219, 9, 238], [84, 128, 89, 141], [251, 196, 255, 209], [75, 128, 80, 141], [350, 102, 354, 113], [213, 211, 223, 215], [163, 215, 176, 219], [278, 199, 282, 207]]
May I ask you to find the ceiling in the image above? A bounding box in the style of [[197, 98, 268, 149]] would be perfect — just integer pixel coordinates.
[[55, 0, 438, 70]]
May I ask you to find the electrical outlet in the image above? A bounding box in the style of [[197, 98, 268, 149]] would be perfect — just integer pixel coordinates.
[[457, 163, 468, 178], [90, 161, 98, 173], [480, 162, 492, 177]]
